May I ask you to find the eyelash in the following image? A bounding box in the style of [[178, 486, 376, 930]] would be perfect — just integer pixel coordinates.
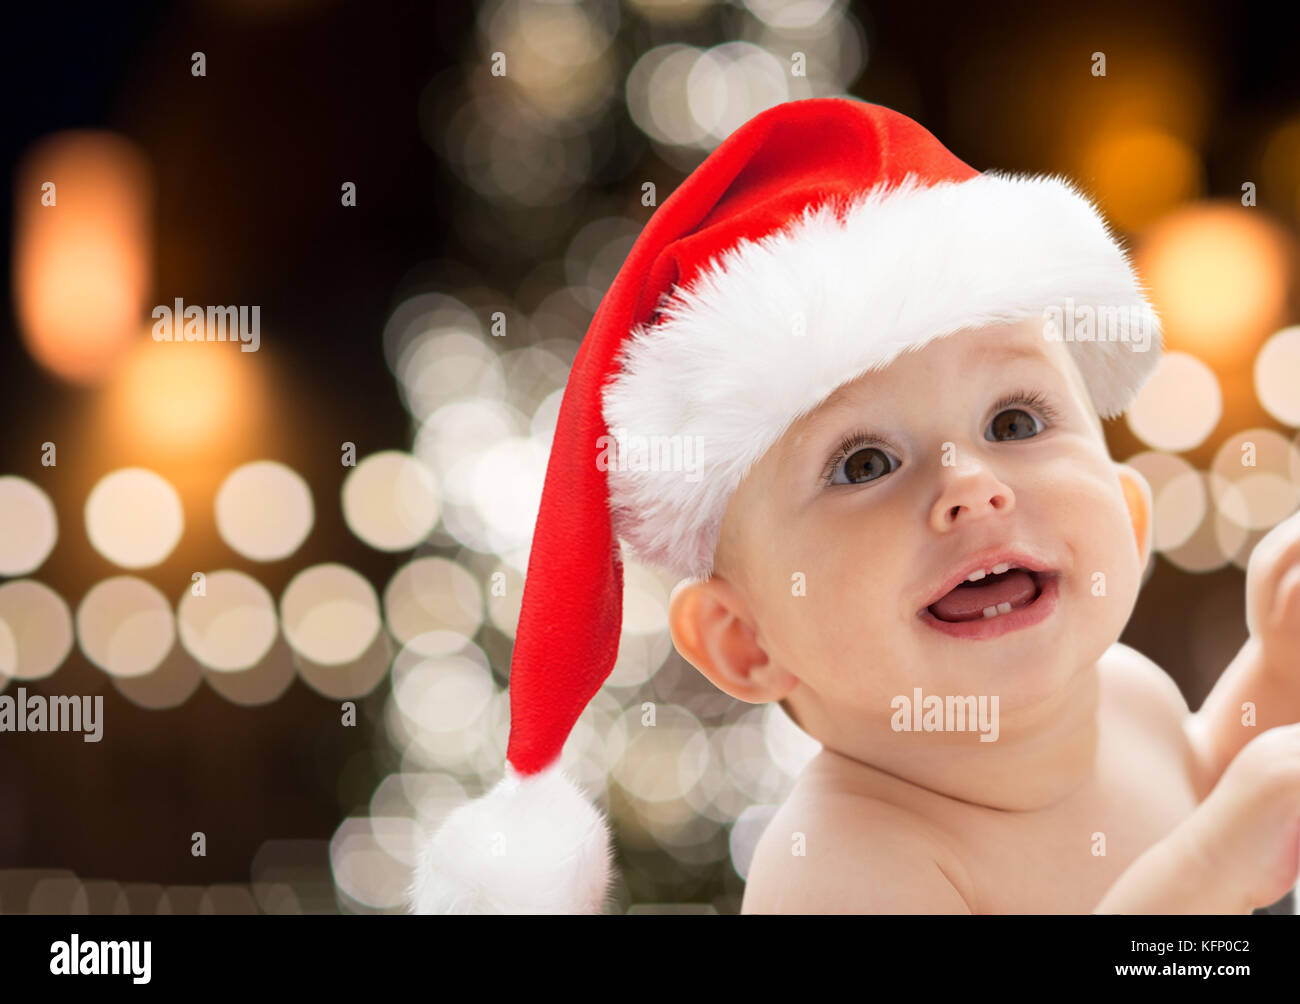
[[820, 388, 1061, 486], [989, 388, 1060, 426]]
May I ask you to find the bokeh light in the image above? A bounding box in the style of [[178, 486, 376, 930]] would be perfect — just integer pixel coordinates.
[[475, 0, 618, 121], [382, 557, 483, 654], [280, 564, 381, 666], [84, 468, 184, 569], [27, 875, 88, 914], [0, 477, 58, 577], [1161, 472, 1248, 574], [109, 643, 203, 710], [1137, 203, 1291, 367], [215, 461, 314, 562], [102, 336, 260, 457], [608, 703, 707, 803], [342, 451, 440, 552], [1209, 429, 1300, 531], [762, 702, 821, 776], [0, 580, 74, 681], [468, 436, 548, 552], [387, 634, 506, 772], [330, 816, 415, 912], [76, 576, 176, 678], [200, 635, 297, 706], [1125, 351, 1222, 452], [1254, 326, 1300, 426], [176, 570, 279, 672], [1124, 451, 1206, 553], [624, 8, 865, 168], [12, 131, 152, 385], [687, 42, 791, 145], [729, 803, 777, 882], [397, 330, 506, 422], [1080, 127, 1202, 233], [391, 649, 495, 737], [744, 0, 842, 29]]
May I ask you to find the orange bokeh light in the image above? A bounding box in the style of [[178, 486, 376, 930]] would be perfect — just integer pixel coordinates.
[[101, 333, 262, 458], [1135, 202, 1292, 368], [1081, 126, 1203, 233], [12, 131, 153, 385]]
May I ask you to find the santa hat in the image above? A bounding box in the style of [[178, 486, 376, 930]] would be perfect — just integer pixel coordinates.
[[409, 97, 1163, 913]]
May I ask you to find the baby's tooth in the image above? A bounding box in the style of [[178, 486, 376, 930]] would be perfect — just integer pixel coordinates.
[[982, 606, 998, 619], [996, 602, 1012, 614], [991, 562, 1011, 575], [967, 569, 987, 582]]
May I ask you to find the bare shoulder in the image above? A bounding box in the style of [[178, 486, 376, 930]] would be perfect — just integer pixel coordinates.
[[741, 763, 974, 914], [1098, 642, 1206, 800], [1098, 641, 1191, 727]]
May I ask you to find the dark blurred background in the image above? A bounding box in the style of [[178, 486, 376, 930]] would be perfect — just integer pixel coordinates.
[[1, 0, 1298, 913]]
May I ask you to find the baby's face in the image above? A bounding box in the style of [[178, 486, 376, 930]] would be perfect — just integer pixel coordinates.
[[708, 319, 1145, 743]]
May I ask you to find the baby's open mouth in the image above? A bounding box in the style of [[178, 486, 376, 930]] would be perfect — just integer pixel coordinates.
[[926, 567, 1044, 623]]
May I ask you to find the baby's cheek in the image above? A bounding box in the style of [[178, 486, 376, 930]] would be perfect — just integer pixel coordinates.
[[1080, 483, 1143, 577], [803, 558, 896, 648], [1063, 492, 1144, 642], [764, 552, 871, 648]]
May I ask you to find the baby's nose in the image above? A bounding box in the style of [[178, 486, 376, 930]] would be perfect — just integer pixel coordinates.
[[929, 464, 1016, 531]]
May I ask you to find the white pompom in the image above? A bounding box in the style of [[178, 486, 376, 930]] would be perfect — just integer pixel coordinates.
[[409, 761, 614, 914]]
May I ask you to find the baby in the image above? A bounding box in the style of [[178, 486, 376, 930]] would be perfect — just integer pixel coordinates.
[[668, 314, 1300, 914], [411, 97, 1300, 915]]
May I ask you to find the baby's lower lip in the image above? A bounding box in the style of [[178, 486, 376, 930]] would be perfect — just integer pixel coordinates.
[[918, 572, 1060, 640]]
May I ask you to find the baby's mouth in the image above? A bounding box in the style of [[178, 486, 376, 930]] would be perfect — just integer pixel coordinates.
[[925, 567, 1044, 623]]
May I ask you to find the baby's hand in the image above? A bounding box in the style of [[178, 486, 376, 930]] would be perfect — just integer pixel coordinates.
[[1185, 721, 1300, 910], [1245, 509, 1300, 680]]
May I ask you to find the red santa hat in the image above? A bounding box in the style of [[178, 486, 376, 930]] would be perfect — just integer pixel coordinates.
[[410, 97, 1162, 913]]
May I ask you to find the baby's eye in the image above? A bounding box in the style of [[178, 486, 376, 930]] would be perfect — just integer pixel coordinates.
[[986, 407, 1043, 442], [831, 446, 896, 485]]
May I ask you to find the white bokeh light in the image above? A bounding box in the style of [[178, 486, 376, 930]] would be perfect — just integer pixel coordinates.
[[383, 557, 483, 653], [1254, 326, 1300, 427], [215, 461, 314, 562], [342, 451, 440, 551], [469, 436, 548, 552], [1209, 429, 1300, 531], [687, 42, 790, 144], [1125, 352, 1222, 453], [85, 468, 184, 569], [0, 580, 74, 680], [0, 476, 58, 576], [177, 570, 279, 672], [280, 564, 381, 665], [77, 576, 176, 678], [1124, 451, 1206, 553], [397, 331, 506, 421]]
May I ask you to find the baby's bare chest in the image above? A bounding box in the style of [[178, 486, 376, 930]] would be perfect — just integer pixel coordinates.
[[939, 731, 1199, 913]]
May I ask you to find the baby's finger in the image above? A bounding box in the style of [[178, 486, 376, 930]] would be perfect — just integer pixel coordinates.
[[1246, 510, 1300, 635]]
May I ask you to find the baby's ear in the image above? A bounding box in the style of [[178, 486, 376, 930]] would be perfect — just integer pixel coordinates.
[[1113, 462, 1153, 570], [667, 577, 797, 704]]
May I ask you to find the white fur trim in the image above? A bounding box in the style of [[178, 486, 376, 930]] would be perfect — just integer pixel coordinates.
[[601, 171, 1163, 580], [409, 761, 613, 914]]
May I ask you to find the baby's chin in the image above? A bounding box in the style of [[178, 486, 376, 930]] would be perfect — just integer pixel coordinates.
[[903, 615, 1111, 713], [815, 635, 1080, 716]]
